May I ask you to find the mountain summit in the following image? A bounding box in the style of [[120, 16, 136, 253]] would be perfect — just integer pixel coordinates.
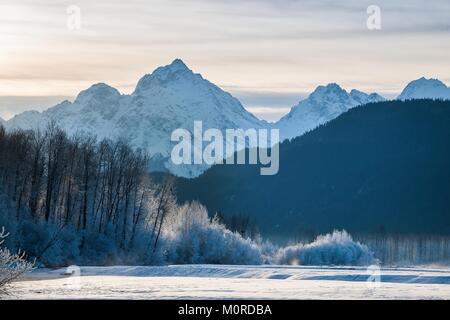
[[74, 83, 121, 104], [4, 59, 265, 177], [133, 59, 194, 95], [398, 77, 450, 100], [275, 83, 385, 141]]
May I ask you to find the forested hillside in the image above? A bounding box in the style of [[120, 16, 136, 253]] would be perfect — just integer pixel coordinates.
[[176, 99, 450, 238]]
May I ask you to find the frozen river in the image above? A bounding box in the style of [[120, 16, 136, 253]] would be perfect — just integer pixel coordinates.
[[8, 265, 450, 300]]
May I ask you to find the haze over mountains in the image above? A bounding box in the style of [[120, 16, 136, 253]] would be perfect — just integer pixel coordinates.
[[2, 59, 449, 177]]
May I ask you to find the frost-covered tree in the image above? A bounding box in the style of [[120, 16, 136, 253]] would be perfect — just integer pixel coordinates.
[[0, 227, 34, 293], [150, 175, 177, 254], [165, 202, 262, 265], [0, 125, 156, 266], [275, 230, 375, 265]]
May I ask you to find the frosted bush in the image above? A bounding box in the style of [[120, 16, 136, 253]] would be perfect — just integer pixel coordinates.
[[1, 227, 34, 292], [81, 231, 118, 266], [276, 230, 375, 266], [166, 202, 262, 265], [201, 224, 262, 265], [256, 237, 279, 264], [1, 194, 379, 267], [17, 221, 80, 267]]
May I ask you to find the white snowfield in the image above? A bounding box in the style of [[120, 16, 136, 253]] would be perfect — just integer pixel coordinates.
[[10, 265, 450, 300]]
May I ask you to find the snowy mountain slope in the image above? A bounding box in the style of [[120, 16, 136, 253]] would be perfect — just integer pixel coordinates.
[[5, 110, 45, 131], [275, 83, 385, 141], [4, 59, 266, 178], [349, 89, 385, 105], [398, 77, 450, 100]]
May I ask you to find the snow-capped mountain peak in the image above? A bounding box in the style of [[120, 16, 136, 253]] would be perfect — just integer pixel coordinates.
[[398, 77, 450, 100], [275, 83, 385, 141], [4, 59, 265, 178], [159, 58, 191, 74], [314, 83, 345, 93], [133, 59, 198, 95], [350, 89, 385, 105], [309, 83, 348, 101], [74, 83, 121, 104], [6, 63, 447, 177]]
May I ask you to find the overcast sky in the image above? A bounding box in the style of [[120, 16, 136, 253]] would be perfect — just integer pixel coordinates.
[[0, 0, 449, 121]]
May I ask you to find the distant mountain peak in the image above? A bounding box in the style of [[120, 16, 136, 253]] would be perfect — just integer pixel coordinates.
[[169, 58, 189, 70], [133, 59, 196, 95], [74, 83, 121, 104], [398, 77, 450, 100], [306, 83, 350, 105], [350, 89, 385, 105], [313, 83, 346, 94], [276, 83, 385, 141], [153, 58, 193, 76], [410, 77, 446, 88], [325, 82, 343, 90], [4, 58, 265, 178]]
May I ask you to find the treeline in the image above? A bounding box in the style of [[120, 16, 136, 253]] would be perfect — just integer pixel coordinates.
[[1, 124, 447, 267], [0, 124, 377, 267], [357, 234, 450, 266], [0, 122, 152, 243], [0, 124, 265, 267], [0, 123, 179, 265]]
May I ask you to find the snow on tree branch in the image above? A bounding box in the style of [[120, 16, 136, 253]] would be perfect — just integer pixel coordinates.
[[0, 226, 34, 294]]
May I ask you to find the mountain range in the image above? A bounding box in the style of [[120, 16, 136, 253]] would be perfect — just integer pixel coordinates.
[[3, 59, 265, 177], [2, 59, 449, 177]]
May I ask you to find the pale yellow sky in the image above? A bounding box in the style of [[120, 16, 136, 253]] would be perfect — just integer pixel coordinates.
[[0, 0, 449, 120]]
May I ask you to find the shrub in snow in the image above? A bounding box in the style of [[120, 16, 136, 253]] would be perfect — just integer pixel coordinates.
[[80, 230, 119, 266], [166, 202, 262, 265], [275, 230, 375, 266], [0, 227, 33, 292], [17, 221, 80, 267]]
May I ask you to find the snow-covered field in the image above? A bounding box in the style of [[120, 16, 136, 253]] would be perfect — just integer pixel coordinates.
[[9, 265, 450, 300]]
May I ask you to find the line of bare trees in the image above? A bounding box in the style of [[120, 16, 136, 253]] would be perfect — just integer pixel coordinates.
[[0, 123, 176, 264]]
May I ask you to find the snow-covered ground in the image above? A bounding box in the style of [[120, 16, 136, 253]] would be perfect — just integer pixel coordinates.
[[9, 265, 450, 300]]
